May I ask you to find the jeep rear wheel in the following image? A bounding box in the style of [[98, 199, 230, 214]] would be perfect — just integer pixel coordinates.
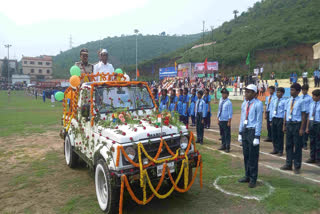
[[95, 159, 119, 213], [64, 135, 78, 168]]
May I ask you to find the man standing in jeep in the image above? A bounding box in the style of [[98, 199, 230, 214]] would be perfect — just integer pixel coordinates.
[[75, 48, 94, 74]]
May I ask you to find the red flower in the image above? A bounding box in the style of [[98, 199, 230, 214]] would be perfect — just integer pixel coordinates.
[[103, 117, 106, 120], [143, 127, 146, 130], [139, 121, 142, 124], [169, 126, 172, 128], [122, 132, 126, 136], [115, 126, 118, 129], [125, 123, 127, 125], [147, 115, 150, 118], [141, 107, 144, 110], [87, 136, 89, 139], [147, 133, 150, 137], [130, 137, 133, 141], [180, 131, 182, 134], [84, 147, 86, 150], [155, 125, 159, 128], [106, 137, 109, 139], [79, 142, 82, 144], [112, 141, 116, 144], [92, 134, 94, 137], [118, 98, 121, 101], [128, 99, 131, 102], [134, 128, 137, 132]]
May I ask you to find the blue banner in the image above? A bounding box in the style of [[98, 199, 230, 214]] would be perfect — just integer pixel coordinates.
[[159, 67, 177, 79]]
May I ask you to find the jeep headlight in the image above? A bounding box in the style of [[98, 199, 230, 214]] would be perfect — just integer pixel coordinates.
[[180, 136, 188, 150], [125, 147, 136, 161]]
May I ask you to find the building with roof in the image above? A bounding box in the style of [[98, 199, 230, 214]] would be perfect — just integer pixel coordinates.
[[21, 55, 53, 81]]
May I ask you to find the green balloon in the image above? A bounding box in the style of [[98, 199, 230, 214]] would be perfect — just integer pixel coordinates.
[[55, 91, 64, 101], [115, 68, 123, 74], [70, 66, 81, 76]]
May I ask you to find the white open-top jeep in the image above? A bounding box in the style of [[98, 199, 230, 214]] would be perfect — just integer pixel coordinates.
[[60, 75, 201, 214]]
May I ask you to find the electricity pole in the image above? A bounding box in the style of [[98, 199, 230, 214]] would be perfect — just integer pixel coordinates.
[[202, 21, 205, 51], [134, 29, 139, 80], [4, 44, 12, 87]]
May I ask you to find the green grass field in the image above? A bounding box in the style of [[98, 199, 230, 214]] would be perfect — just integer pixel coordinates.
[[0, 91, 62, 137], [1, 91, 320, 213]]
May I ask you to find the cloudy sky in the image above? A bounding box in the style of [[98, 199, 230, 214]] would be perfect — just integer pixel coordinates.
[[0, 0, 259, 60]]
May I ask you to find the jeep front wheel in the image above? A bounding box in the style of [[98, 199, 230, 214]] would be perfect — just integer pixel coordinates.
[[95, 159, 119, 213]]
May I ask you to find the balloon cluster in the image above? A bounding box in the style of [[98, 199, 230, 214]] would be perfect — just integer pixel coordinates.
[[54, 66, 81, 101]]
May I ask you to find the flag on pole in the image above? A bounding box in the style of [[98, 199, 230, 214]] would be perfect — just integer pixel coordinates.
[[246, 52, 250, 65], [137, 68, 140, 77], [204, 58, 208, 70], [174, 61, 177, 71]]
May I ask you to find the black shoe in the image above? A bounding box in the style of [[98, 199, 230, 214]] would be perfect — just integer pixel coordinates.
[[225, 148, 230, 153], [196, 140, 200, 144], [294, 168, 300, 174], [303, 146, 308, 150], [280, 165, 292, 171], [200, 141, 203, 145], [238, 177, 250, 183], [219, 138, 222, 140], [218, 146, 226, 151], [306, 159, 316, 164], [270, 151, 278, 155], [248, 182, 256, 188], [277, 152, 283, 157], [264, 138, 272, 142]]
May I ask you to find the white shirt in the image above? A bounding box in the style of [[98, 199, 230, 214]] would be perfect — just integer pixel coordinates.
[[302, 72, 308, 78], [93, 61, 114, 81], [240, 82, 243, 88]]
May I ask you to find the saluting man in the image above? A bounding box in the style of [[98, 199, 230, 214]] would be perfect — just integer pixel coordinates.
[[75, 48, 94, 82], [281, 83, 306, 174], [217, 88, 233, 153], [264, 86, 276, 142], [269, 87, 286, 156], [238, 84, 263, 188], [305, 89, 320, 166]]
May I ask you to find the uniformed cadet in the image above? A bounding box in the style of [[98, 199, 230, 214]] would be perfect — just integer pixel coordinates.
[[181, 88, 190, 126], [217, 88, 233, 153], [269, 87, 286, 156], [195, 90, 205, 145], [264, 86, 276, 142], [281, 83, 306, 174], [178, 89, 184, 122], [238, 84, 263, 188], [152, 88, 159, 108], [305, 89, 320, 166], [159, 89, 169, 112], [188, 89, 197, 127], [75, 48, 94, 82], [168, 89, 178, 113], [203, 88, 212, 129], [93, 49, 114, 81], [300, 84, 313, 150]]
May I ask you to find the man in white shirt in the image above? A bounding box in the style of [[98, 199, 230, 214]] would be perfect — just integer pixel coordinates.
[[93, 49, 114, 81], [302, 71, 308, 85]]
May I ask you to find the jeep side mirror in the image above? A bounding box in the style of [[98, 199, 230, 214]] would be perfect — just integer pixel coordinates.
[[81, 104, 90, 119]]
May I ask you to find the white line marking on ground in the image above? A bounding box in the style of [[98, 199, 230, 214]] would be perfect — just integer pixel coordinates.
[[202, 132, 320, 169], [213, 175, 275, 201], [202, 145, 320, 184]]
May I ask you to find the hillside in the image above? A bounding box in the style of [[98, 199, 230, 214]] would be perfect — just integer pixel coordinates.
[[133, 0, 320, 79], [52, 34, 201, 78]]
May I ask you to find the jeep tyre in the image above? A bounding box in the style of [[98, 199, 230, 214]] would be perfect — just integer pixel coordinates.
[[64, 134, 78, 168], [95, 159, 119, 213]]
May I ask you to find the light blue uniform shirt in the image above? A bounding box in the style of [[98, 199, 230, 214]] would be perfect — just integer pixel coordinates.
[[177, 95, 183, 114], [182, 95, 190, 116], [188, 95, 197, 116], [217, 98, 233, 121], [309, 101, 320, 122], [285, 96, 306, 122], [203, 94, 211, 117], [300, 94, 312, 114], [314, 70, 320, 78], [269, 97, 287, 120], [265, 93, 277, 112], [195, 98, 206, 118], [159, 95, 169, 112], [239, 98, 264, 137], [168, 96, 177, 112]]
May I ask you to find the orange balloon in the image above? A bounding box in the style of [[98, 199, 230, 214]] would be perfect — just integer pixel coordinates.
[[70, 75, 80, 87]]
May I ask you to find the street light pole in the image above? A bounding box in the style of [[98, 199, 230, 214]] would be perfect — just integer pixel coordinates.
[[4, 44, 12, 87], [134, 29, 139, 80]]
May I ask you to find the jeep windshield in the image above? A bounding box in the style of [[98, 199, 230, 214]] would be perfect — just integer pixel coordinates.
[[95, 86, 154, 113]]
